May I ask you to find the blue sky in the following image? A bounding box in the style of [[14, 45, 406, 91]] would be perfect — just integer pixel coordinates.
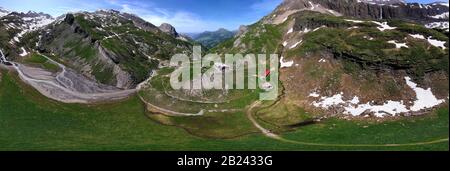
[[0, 0, 447, 33]]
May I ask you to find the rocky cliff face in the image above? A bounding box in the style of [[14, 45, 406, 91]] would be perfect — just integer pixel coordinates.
[[270, 0, 448, 25], [158, 23, 193, 41], [358, 0, 406, 5], [159, 23, 179, 37]]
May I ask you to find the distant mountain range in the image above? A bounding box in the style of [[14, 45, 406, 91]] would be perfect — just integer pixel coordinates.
[[0, 7, 9, 17], [187, 28, 236, 49], [0, 9, 195, 93]]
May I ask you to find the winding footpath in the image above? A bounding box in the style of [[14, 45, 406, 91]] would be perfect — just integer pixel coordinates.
[[138, 94, 205, 116]]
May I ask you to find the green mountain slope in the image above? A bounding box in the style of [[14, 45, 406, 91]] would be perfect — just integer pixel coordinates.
[[21, 10, 194, 88]]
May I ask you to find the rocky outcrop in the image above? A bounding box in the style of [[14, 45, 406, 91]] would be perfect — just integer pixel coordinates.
[[7, 11, 53, 20], [159, 23, 179, 37], [235, 25, 249, 38]]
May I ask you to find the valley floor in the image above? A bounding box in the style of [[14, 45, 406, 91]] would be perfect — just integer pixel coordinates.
[[0, 69, 448, 151]]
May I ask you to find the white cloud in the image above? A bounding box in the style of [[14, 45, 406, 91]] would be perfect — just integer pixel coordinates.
[[108, 1, 230, 33]]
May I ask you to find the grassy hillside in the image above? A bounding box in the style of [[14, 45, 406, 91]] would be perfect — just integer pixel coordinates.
[[0, 69, 448, 150]]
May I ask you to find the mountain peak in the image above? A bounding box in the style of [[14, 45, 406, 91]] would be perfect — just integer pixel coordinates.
[[271, 0, 448, 25], [217, 28, 228, 31], [159, 23, 179, 37]]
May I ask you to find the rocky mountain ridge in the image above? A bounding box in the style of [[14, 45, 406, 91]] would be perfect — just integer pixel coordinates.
[[0, 7, 9, 17], [263, 0, 449, 31], [1, 8, 194, 89]]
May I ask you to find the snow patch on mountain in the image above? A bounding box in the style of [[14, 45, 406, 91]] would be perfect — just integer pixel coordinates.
[[409, 34, 426, 39], [408, 34, 447, 49], [388, 40, 408, 49], [371, 21, 397, 31], [429, 12, 449, 19], [405, 77, 446, 112], [427, 37, 447, 50], [345, 19, 365, 23], [280, 57, 294, 68], [7, 12, 54, 43], [425, 22, 449, 32], [19, 47, 29, 57], [310, 76, 445, 117]]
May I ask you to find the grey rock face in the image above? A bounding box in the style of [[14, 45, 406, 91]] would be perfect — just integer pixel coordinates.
[[159, 23, 179, 37], [235, 25, 248, 38], [193, 28, 236, 48], [358, 0, 406, 5], [277, 0, 449, 24]]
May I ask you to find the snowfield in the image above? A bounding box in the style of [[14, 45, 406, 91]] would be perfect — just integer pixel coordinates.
[[388, 40, 409, 49], [19, 47, 28, 57], [405, 77, 445, 111], [408, 34, 447, 49], [409, 34, 426, 39], [427, 37, 447, 50], [310, 77, 445, 117], [429, 12, 449, 19], [8, 14, 55, 44], [309, 92, 320, 98], [345, 19, 364, 23], [280, 57, 294, 68], [425, 22, 449, 32], [371, 21, 397, 31]]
